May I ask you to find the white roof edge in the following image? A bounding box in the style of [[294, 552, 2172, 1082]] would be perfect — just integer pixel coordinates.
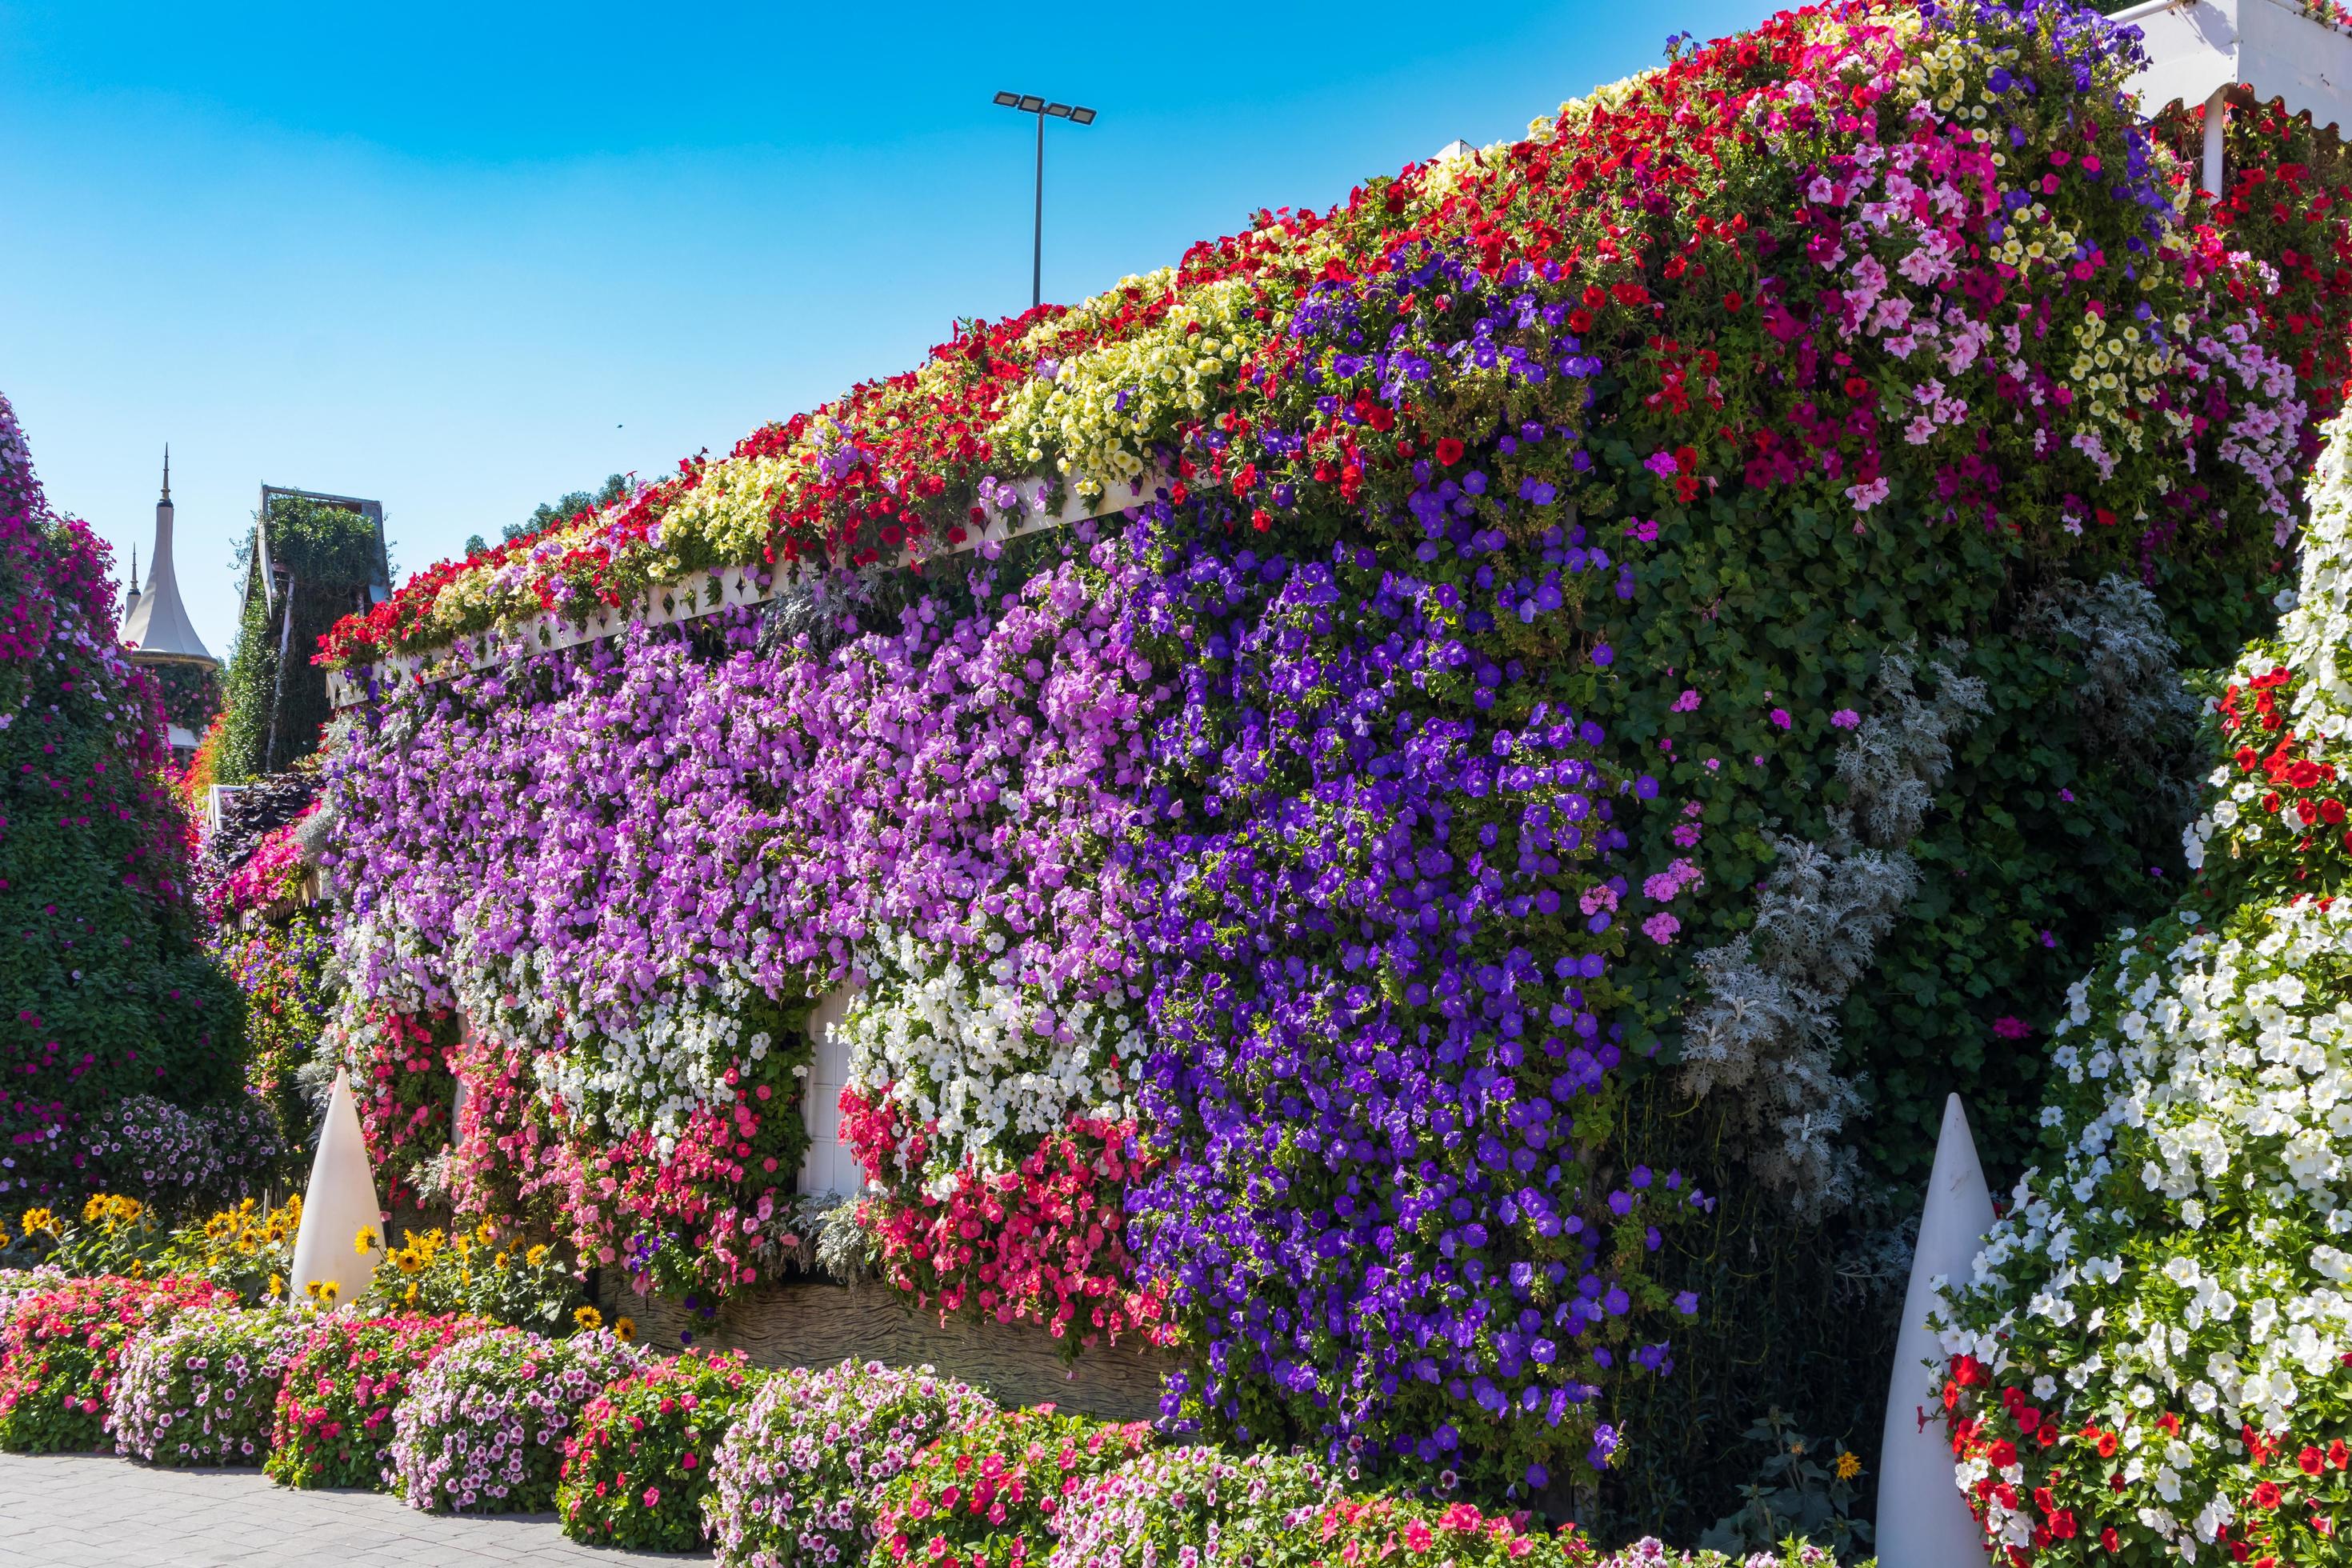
[[2118, 0, 2352, 131]]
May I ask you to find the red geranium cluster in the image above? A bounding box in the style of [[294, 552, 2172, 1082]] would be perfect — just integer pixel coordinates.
[[842, 1092, 1170, 1349]]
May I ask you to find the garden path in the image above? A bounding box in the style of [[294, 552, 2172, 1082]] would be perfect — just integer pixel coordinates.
[[0, 1453, 699, 1566]]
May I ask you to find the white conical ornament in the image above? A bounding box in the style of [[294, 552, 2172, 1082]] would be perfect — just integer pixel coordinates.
[[286, 1068, 386, 1308], [1877, 1092, 1997, 1568]]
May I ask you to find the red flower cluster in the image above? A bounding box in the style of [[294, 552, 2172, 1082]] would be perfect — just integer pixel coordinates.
[[842, 1094, 1170, 1349]]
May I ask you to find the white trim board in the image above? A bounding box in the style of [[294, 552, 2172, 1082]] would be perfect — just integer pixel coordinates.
[[326, 470, 1162, 709]]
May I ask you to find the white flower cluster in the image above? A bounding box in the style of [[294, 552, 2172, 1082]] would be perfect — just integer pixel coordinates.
[[840, 926, 1139, 1198], [994, 271, 1259, 498], [1939, 902, 2352, 1554]]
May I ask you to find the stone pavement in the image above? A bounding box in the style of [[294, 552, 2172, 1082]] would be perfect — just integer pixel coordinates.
[[0, 1453, 700, 1566]]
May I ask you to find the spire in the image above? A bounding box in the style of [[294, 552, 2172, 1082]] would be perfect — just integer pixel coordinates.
[[122, 543, 142, 622], [119, 446, 214, 665]]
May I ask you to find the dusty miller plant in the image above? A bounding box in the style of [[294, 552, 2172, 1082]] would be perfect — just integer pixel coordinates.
[[2021, 573, 2200, 823], [1678, 644, 1988, 1215]]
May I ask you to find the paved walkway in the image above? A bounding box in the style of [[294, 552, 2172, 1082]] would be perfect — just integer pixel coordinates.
[[0, 1453, 700, 1566]]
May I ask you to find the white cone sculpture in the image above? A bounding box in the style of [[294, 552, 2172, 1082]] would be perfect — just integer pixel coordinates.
[[286, 1068, 386, 1307], [1878, 1093, 1997, 1568]]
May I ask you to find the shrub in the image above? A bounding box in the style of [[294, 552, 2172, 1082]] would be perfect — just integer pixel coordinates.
[[81, 1093, 286, 1207], [706, 1357, 996, 1566], [1595, 1545, 1846, 1568], [557, 1348, 764, 1551], [0, 389, 246, 1206], [109, 1303, 303, 1465], [1045, 1446, 1334, 1567], [266, 1312, 489, 1489], [0, 1274, 237, 1452], [870, 1405, 1154, 1567], [389, 1325, 646, 1514]]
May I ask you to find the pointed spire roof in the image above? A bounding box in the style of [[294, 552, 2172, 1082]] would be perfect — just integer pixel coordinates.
[[119, 448, 214, 665]]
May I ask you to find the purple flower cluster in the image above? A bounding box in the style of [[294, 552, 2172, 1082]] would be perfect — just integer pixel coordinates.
[[1128, 510, 1699, 1495]]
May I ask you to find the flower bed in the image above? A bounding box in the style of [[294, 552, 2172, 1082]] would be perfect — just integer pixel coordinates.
[[1044, 1446, 1333, 1567], [706, 1356, 997, 1567], [110, 1304, 304, 1466], [0, 1275, 238, 1453], [869, 1405, 1154, 1566], [1295, 1494, 1594, 1567], [266, 1313, 490, 1489], [557, 1347, 763, 1551], [390, 1325, 647, 1513]]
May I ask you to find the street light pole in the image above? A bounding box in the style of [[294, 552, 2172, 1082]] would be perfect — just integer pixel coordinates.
[[993, 92, 1096, 311], [1033, 108, 1044, 310]]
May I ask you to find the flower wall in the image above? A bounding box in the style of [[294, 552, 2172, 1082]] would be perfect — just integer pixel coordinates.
[[322, 534, 1163, 1310], [0, 390, 250, 1205], [314, 0, 2352, 1522]]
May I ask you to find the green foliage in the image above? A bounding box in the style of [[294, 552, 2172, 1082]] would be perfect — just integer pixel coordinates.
[[362, 1222, 585, 1333], [2, 1193, 302, 1303], [216, 495, 384, 782], [1589, 455, 2258, 1534], [508, 473, 631, 544], [213, 910, 334, 1162], [142, 659, 221, 738], [1698, 1408, 1873, 1560]]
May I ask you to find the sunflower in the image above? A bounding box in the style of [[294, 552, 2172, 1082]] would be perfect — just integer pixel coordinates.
[[613, 1316, 638, 1343], [574, 1306, 604, 1332]]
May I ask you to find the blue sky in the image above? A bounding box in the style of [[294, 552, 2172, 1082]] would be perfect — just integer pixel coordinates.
[[0, 0, 1774, 659]]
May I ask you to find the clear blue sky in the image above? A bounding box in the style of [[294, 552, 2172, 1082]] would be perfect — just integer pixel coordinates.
[[0, 0, 1775, 661]]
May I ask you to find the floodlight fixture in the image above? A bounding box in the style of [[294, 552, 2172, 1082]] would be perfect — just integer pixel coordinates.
[[991, 90, 1099, 309]]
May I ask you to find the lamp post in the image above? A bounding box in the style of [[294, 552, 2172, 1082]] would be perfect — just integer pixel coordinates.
[[992, 91, 1097, 310]]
